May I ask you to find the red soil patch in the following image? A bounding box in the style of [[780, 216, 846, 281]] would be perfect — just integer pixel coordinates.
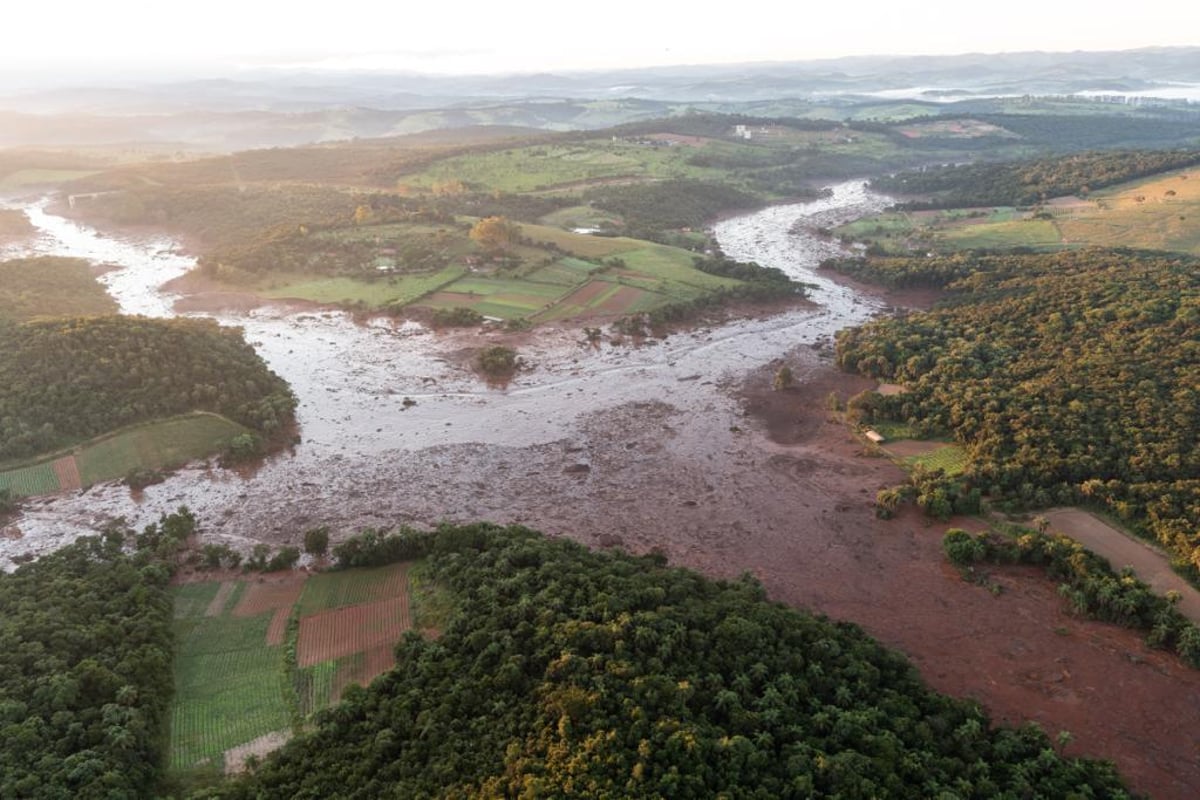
[[52, 456, 81, 492], [232, 573, 306, 618], [297, 595, 411, 668], [876, 382, 908, 396], [555, 280, 611, 309], [596, 285, 646, 314], [266, 607, 292, 646]]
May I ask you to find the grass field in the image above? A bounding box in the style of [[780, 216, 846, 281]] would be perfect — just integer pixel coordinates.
[[399, 141, 721, 193], [905, 444, 970, 476], [259, 266, 466, 307], [205, 202, 757, 322], [76, 413, 248, 485], [168, 563, 425, 778], [0, 412, 248, 498]]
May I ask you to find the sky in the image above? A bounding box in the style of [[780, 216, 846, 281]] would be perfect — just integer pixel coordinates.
[[5, 0, 1197, 77]]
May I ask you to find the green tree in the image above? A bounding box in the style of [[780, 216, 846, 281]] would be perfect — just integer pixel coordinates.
[[303, 526, 330, 557], [469, 216, 520, 252]]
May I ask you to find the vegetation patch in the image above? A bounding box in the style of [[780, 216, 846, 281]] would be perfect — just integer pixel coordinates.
[[0, 256, 118, 321], [904, 443, 970, 476], [0, 459, 61, 496], [836, 249, 1200, 572], [0, 512, 191, 798]]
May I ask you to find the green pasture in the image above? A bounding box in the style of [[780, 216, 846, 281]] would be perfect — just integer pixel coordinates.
[[295, 658, 340, 717], [842, 168, 1200, 256], [525, 257, 604, 286], [259, 266, 466, 308], [618, 246, 739, 293], [170, 609, 290, 772], [76, 413, 248, 485], [867, 419, 919, 441], [537, 204, 622, 230], [515, 221, 639, 258], [939, 218, 1064, 250], [167, 563, 428, 777]]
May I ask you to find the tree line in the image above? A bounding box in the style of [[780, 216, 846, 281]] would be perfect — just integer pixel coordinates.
[[873, 148, 1200, 208]]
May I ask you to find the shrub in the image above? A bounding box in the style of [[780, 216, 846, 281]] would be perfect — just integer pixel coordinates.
[[303, 526, 330, 556], [943, 528, 987, 565], [477, 345, 520, 378]]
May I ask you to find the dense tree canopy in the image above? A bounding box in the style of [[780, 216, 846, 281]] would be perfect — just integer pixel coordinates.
[[198, 523, 1132, 799], [833, 249, 1200, 573], [0, 257, 118, 322], [0, 316, 295, 461], [0, 510, 192, 798], [873, 149, 1200, 208]]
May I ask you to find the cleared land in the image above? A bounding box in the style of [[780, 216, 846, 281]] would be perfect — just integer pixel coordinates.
[[1042, 508, 1200, 624], [168, 563, 420, 779]]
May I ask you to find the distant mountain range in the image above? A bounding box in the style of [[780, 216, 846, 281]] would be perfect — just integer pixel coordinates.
[[1, 47, 1196, 150]]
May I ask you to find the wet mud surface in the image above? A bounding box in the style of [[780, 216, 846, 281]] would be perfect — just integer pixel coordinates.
[[4, 184, 1200, 798]]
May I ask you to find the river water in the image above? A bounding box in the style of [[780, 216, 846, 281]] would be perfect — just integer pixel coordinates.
[[1, 181, 891, 563]]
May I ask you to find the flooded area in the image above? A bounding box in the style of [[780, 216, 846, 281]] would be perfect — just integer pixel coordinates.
[[5, 183, 1200, 799], [2, 181, 892, 559]]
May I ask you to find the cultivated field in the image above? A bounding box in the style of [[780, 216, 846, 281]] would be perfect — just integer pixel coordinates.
[[0, 412, 248, 498], [168, 563, 425, 779], [252, 216, 736, 321]]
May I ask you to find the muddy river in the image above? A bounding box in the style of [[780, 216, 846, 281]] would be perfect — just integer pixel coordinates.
[[2, 182, 891, 562]]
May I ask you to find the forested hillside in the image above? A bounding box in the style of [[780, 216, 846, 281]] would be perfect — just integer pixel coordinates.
[[198, 524, 1132, 798], [0, 316, 295, 462], [832, 249, 1200, 574], [873, 149, 1200, 207], [0, 256, 118, 321], [0, 510, 193, 798]]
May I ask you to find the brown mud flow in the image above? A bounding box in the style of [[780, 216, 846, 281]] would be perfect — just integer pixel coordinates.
[[7, 185, 1200, 798]]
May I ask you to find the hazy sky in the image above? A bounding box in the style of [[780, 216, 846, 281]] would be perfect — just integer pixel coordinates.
[[7, 0, 1198, 76]]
